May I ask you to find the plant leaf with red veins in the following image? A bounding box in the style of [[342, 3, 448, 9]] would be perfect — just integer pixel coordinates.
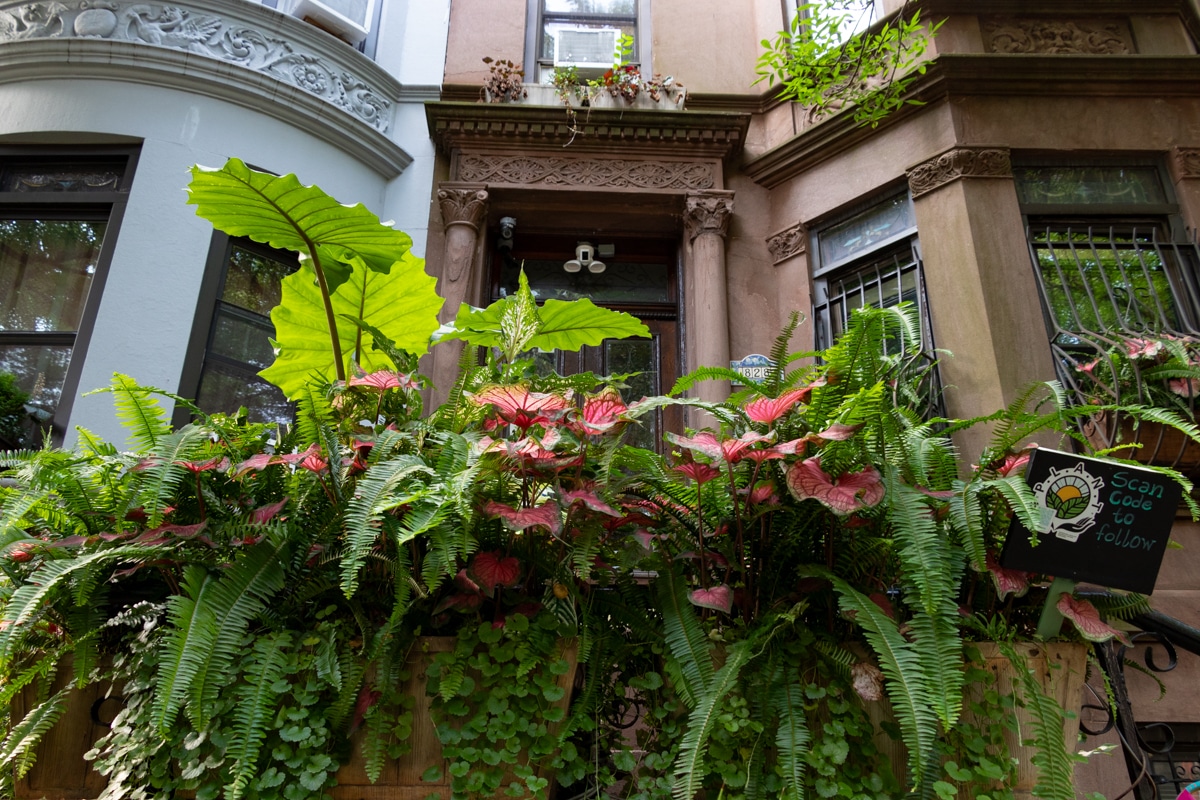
[[786, 457, 884, 513], [483, 500, 562, 536], [559, 488, 620, 517], [689, 585, 733, 613], [577, 388, 628, 435], [665, 431, 724, 461], [470, 384, 573, 430], [1058, 594, 1130, 644], [468, 551, 522, 593], [986, 552, 1030, 599], [432, 592, 484, 615], [250, 498, 289, 525], [348, 370, 416, 392], [673, 462, 721, 484], [742, 386, 814, 424], [816, 422, 862, 441]]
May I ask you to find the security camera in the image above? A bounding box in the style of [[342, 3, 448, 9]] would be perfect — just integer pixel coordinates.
[[498, 217, 516, 251], [575, 242, 593, 264]]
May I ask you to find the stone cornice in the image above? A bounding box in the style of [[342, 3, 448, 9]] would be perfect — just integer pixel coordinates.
[[0, 0, 412, 176], [425, 101, 750, 162], [744, 54, 1200, 189]]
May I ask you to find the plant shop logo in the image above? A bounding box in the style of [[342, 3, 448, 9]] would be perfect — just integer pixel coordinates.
[[1034, 464, 1105, 542]]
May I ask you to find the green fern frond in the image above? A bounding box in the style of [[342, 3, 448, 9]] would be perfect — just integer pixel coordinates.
[[341, 455, 433, 597], [100, 373, 173, 451], [295, 381, 338, 449], [1084, 591, 1152, 621], [765, 312, 804, 395], [672, 640, 753, 800], [771, 671, 811, 800], [132, 425, 215, 527], [669, 366, 755, 397], [946, 481, 987, 572], [888, 478, 961, 616], [656, 567, 714, 708], [226, 630, 292, 800], [907, 611, 964, 730], [0, 687, 70, 779]]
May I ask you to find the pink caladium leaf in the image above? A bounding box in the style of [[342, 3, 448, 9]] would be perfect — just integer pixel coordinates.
[[996, 448, 1035, 477], [559, 487, 620, 517], [786, 457, 884, 514], [665, 431, 724, 461], [633, 529, 658, 550], [177, 456, 229, 474], [233, 452, 275, 477], [468, 550, 522, 593], [250, 498, 289, 525], [742, 386, 814, 424], [851, 662, 885, 702], [349, 686, 382, 734], [278, 444, 323, 466], [689, 585, 734, 614], [470, 384, 574, 431], [347, 370, 417, 392], [47, 535, 91, 549], [483, 500, 563, 536], [868, 592, 896, 619], [1057, 594, 1130, 645], [455, 568, 481, 594], [816, 422, 863, 442], [432, 592, 484, 615], [673, 461, 721, 484], [576, 388, 629, 435], [986, 552, 1030, 599]]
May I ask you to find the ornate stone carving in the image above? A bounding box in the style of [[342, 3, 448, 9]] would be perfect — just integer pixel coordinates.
[[1174, 148, 1200, 179], [767, 222, 806, 264], [457, 154, 715, 191], [907, 148, 1012, 198], [0, 0, 392, 132], [982, 17, 1134, 55], [437, 185, 488, 231], [684, 193, 734, 242]]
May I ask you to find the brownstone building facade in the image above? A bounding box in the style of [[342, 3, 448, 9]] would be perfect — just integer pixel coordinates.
[[426, 1, 1200, 792]]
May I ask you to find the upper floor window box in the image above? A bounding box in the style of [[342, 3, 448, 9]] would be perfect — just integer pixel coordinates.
[[287, 0, 376, 45]]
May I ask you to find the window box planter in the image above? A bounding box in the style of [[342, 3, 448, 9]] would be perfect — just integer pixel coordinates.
[[1082, 411, 1200, 477]]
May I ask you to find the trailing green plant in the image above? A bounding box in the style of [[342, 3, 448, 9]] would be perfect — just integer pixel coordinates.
[[0, 371, 30, 449], [756, 0, 942, 127]]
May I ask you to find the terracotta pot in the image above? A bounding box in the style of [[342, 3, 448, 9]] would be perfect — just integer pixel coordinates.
[[1083, 411, 1200, 476]]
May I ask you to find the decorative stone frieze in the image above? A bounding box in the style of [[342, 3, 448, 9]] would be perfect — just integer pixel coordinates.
[[0, 0, 394, 133], [1174, 148, 1200, 179], [767, 222, 806, 264], [684, 192, 734, 242], [982, 17, 1134, 55], [436, 185, 489, 231], [907, 148, 1012, 199], [457, 154, 716, 191]]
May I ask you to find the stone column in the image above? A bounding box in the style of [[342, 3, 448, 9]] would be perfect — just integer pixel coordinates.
[[906, 146, 1055, 457], [430, 183, 488, 406], [684, 191, 735, 416]]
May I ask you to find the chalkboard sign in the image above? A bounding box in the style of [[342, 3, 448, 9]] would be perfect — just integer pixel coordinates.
[[1000, 448, 1180, 594]]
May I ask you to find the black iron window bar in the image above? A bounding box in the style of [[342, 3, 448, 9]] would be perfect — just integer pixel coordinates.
[[1028, 225, 1200, 471]]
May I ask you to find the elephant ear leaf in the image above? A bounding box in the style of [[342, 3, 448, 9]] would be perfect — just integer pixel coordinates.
[[260, 250, 443, 399], [185, 158, 413, 292]]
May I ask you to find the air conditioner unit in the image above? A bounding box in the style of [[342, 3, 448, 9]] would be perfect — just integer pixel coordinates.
[[553, 27, 619, 70], [288, 0, 375, 46]]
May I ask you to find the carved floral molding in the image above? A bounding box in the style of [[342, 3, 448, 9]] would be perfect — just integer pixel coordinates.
[[767, 222, 806, 264], [457, 154, 716, 191], [1174, 148, 1200, 179], [907, 148, 1012, 198], [982, 17, 1134, 55], [0, 0, 393, 132]]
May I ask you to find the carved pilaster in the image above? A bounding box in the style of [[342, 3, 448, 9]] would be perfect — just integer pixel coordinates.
[[437, 184, 489, 231], [685, 192, 734, 242], [1173, 148, 1200, 179], [907, 148, 1012, 199], [767, 222, 806, 265]]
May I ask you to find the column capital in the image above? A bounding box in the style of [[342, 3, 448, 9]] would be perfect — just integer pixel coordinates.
[[685, 191, 734, 242], [767, 222, 807, 264], [906, 147, 1012, 199], [1173, 147, 1200, 179], [437, 182, 489, 231]]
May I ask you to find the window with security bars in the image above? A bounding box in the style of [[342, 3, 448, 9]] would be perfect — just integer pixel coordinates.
[[812, 191, 940, 416], [1140, 722, 1200, 797]]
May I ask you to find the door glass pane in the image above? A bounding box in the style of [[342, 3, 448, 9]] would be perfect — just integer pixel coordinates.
[[0, 219, 104, 332], [196, 360, 293, 424], [221, 245, 292, 315], [605, 337, 658, 449], [210, 309, 277, 369]]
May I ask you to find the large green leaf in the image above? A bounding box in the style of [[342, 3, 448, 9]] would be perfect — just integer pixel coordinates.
[[186, 158, 413, 290], [260, 250, 443, 399], [444, 296, 650, 352]]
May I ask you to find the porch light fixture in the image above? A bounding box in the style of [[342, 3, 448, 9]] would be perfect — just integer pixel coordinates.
[[564, 241, 606, 274]]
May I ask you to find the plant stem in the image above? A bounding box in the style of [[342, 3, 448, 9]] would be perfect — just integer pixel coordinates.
[[306, 246, 346, 383]]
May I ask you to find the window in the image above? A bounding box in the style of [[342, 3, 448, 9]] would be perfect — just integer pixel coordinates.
[[178, 236, 297, 426], [527, 0, 645, 81], [0, 149, 135, 447]]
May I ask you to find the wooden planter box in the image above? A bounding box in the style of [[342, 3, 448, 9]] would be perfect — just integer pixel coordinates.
[[866, 642, 1088, 800], [1083, 411, 1200, 477], [14, 637, 579, 800]]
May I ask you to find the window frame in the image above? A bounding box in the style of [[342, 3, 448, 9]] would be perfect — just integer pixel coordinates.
[[176, 232, 299, 428], [524, 0, 650, 82], [0, 145, 138, 444]]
